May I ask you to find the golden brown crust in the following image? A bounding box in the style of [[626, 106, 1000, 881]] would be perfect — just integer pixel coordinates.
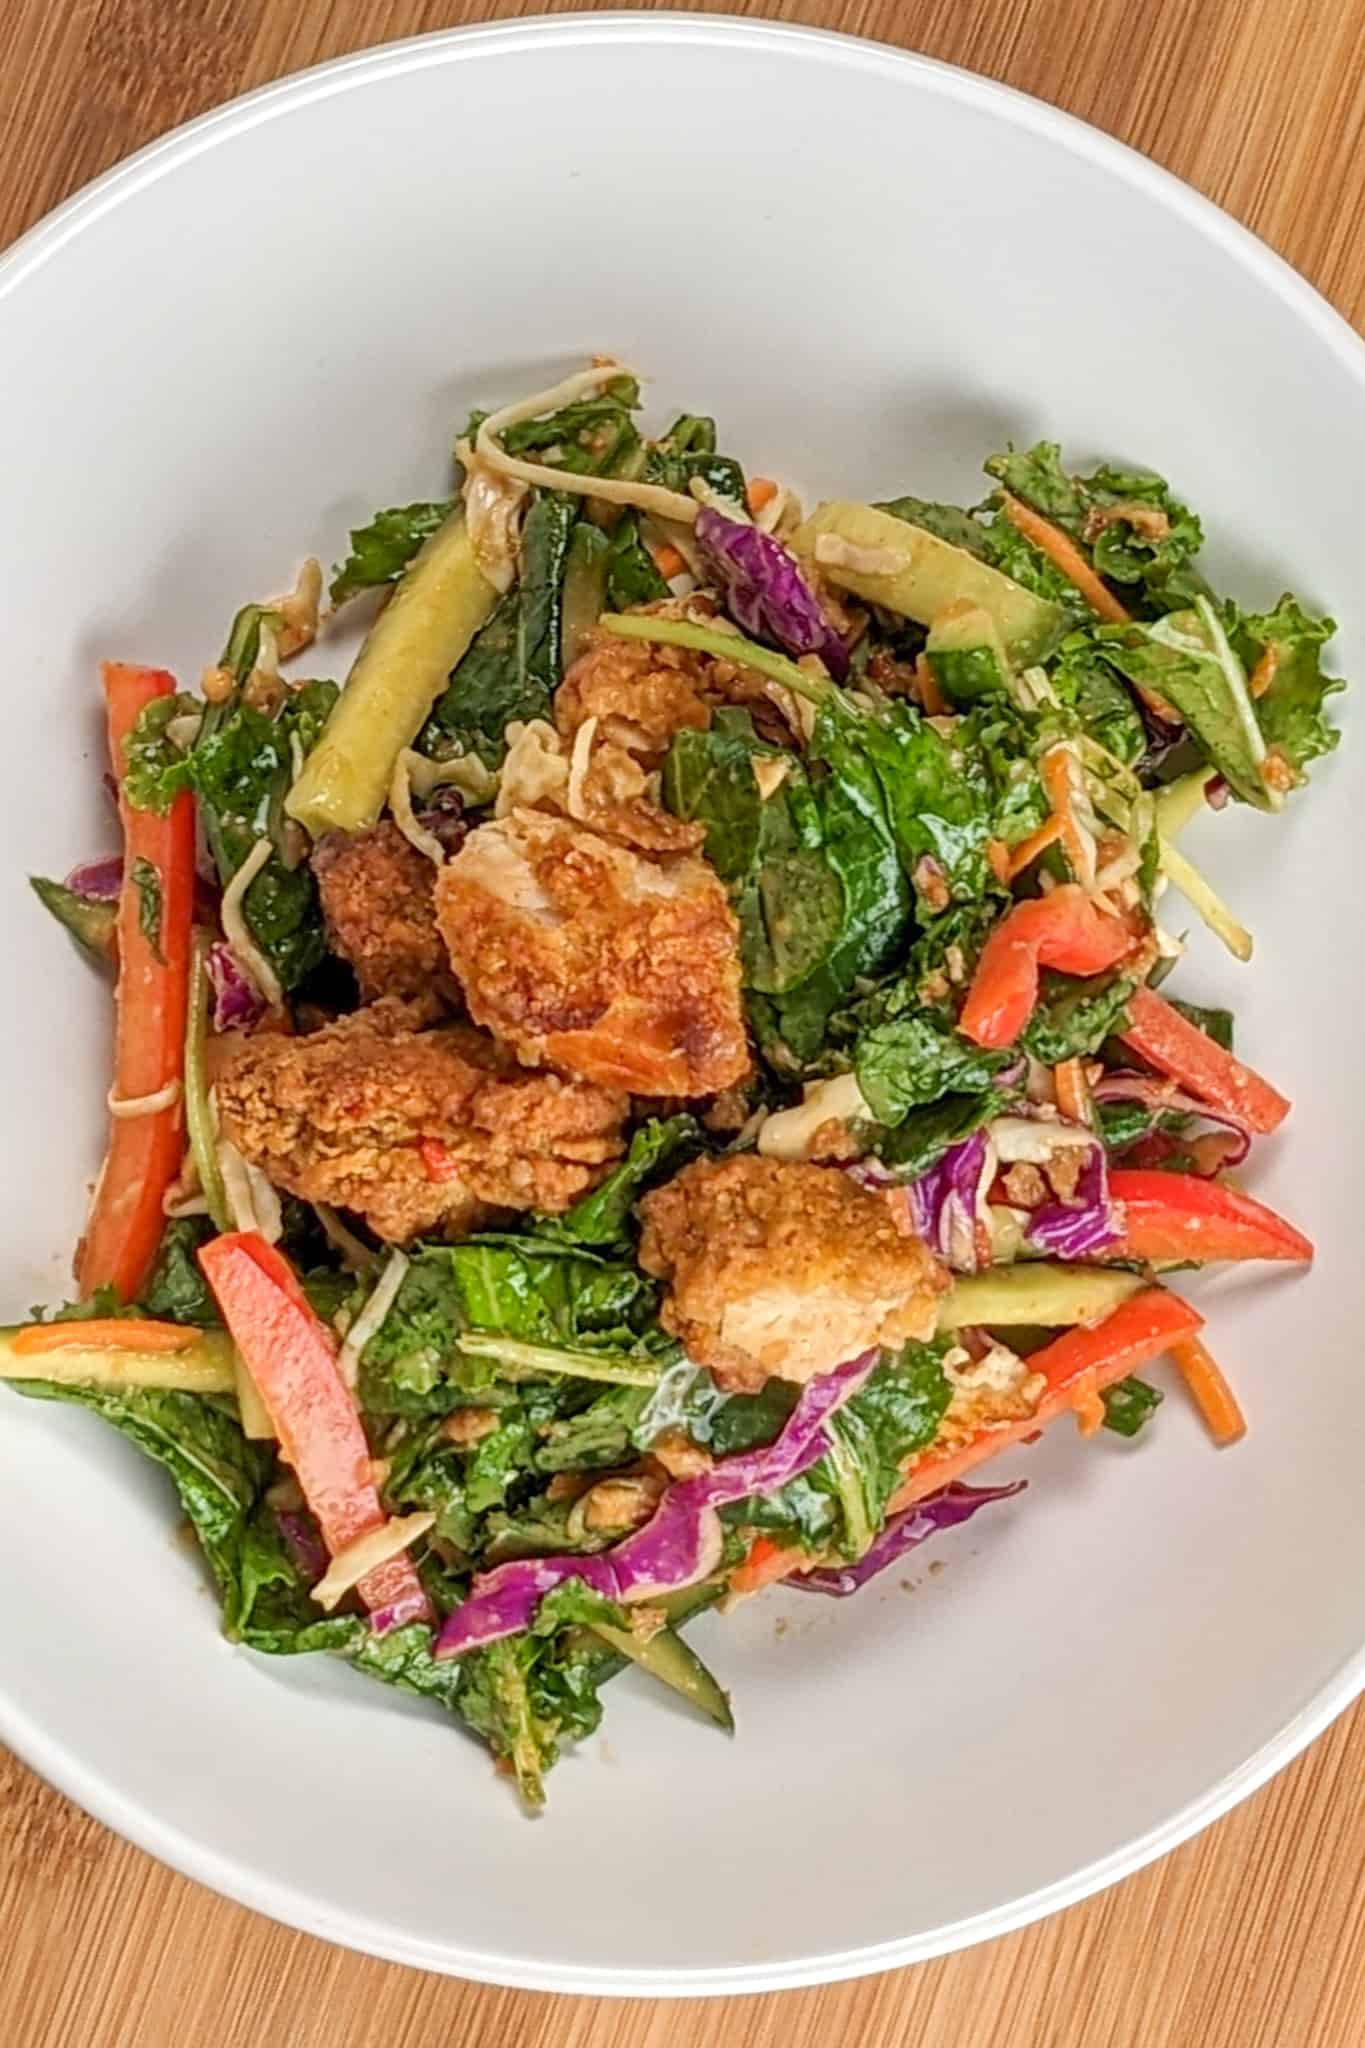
[[214, 997, 627, 1243], [637, 1155, 948, 1391], [434, 810, 750, 1098], [311, 823, 446, 1001]]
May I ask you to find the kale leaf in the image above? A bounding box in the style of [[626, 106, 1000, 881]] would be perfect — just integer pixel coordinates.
[[536, 1115, 700, 1249], [856, 1015, 1009, 1126], [329, 501, 454, 607], [428, 493, 577, 767], [1231, 594, 1346, 776], [1021, 972, 1135, 1064]]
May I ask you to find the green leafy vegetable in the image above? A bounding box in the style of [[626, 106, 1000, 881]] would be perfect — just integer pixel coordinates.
[[842, 696, 994, 908], [856, 1015, 1009, 1126], [605, 513, 670, 608], [1049, 633, 1147, 767], [1168, 997, 1234, 1051], [427, 493, 577, 766], [1022, 972, 1135, 1064], [538, 1115, 700, 1248], [129, 855, 163, 962], [644, 412, 747, 508], [876, 1089, 1011, 1176], [500, 377, 642, 478], [983, 442, 1206, 613], [121, 692, 202, 813], [1231, 594, 1346, 776], [142, 1218, 219, 1326], [330, 501, 455, 606], [1098, 602, 1272, 807], [1100, 1375, 1164, 1437]]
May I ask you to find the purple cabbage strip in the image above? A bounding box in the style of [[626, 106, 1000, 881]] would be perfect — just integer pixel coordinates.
[[434, 1349, 879, 1658], [206, 940, 266, 1032], [415, 784, 468, 858], [694, 506, 849, 681], [1024, 1139, 1122, 1258], [907, 1131, 992, 1272], [791, 1480, 1027, 1598], [65, 856, 124, 902]]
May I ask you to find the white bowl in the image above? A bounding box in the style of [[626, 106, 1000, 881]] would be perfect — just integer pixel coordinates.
[[1, 13, 1360, 1996]]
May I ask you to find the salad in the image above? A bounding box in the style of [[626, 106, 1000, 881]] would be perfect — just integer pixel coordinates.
[[11, 363, 1339, 1807]]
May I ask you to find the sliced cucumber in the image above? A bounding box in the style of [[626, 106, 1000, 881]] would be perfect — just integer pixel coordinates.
[[794, 501, 1065, 665], [286, 509, 497, 839], [561, 521, 610, 665], [0, 1325, 237, 1394], [590, 1618, 734, 1731], [941, 1264, 1144, 1330]]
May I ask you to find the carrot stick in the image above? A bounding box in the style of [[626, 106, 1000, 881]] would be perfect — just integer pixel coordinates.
[[1170, 1334, 1246, 1446], [1248, 645, 1279, 699], [650, 542, 687, 582], [1040, 744, 1095, 886], [10, 1317, 199, 1357], [1053, 1056, 1093, 1126], [1005, 814, 1064, 879], [914, 653, 947, 716], [999, 490, 1130, 624], [730, 1534, 807, 1597], [746, 477, 779, 515], [77, 664, 196, 1302]]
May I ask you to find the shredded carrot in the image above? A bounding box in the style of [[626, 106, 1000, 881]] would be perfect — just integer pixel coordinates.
[[1053, 1057, 1092, 1126], [746, 476, 779, 515], [1040, 745, 1095, 887], [1247, 644, 1279, 699], [914, 652, 947, 716], [650, 542, 687, 582], [1073, 1367, 1106, 1438], [730, 1534, 807, 1597], [986, 837, 1012, 884], [1005, 814, 1065, 879], [10, 1317, 199, 1357], [1170, 1334, 1246, 1446], [999, 491, 1130, 625]]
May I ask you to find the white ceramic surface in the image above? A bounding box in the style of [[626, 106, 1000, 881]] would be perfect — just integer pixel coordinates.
[[1, 13, 1361, 1996]]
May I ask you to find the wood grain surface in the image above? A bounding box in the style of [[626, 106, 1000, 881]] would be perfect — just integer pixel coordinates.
[[3, 3, 1364, 2043]]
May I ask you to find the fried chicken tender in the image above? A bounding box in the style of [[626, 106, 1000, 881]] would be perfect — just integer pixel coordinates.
[[637, 1156, 949, 1392], [434, 809, 749, 1098], [214, 997, 627, 1243], [312, 823, 445, 1000]]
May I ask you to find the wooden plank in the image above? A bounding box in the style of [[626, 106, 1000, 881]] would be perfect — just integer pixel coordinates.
[[2, 2, 1363, 2042]]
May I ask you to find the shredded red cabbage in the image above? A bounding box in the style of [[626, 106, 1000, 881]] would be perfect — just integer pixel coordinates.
[[276, 1508, 327, 1585], [695, 506, 849, 681], [906, 1132, 993, 1271], [1024, 1141, 1122, 1258], [434, 1349, 879, 1657], [790, 1479, 1027, 1597], [65, 856, 124, 901], [416, 784, 468, 857], [207, 941, 267, 1031]]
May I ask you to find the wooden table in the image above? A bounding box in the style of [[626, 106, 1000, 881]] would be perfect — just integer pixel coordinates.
[[4, 2, 1364, 2042]]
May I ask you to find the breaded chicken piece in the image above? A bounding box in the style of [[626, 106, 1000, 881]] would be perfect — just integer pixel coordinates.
[[434, 810, 750, 1098], [215, 997, 627, 1243], [312, 823, 445, 1001], [637, 1155, 948, 1392]]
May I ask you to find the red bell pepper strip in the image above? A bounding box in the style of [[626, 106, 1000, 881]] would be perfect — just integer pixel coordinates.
[[77, 665, 195, 1302], [958, 886, 1138, 1050], [199, 1233, 431, 1626], [889, 1288, 1205, 1508], [1118, 987, 1290, 1135], [1109, 1169, 1312, 1264]]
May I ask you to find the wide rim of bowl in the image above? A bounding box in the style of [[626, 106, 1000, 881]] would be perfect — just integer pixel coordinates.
[[3, 10, 1365, 1997]]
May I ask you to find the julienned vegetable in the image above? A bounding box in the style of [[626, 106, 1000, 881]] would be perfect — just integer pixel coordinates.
[[1118, 987, 1290, 1133], [199, 1233, 431, 1629], [19, 377, 1339, 1808], [892, 1290, 1205, 1507], [78, 664, 196, 1303], [286, 509, 496, 838], [1109, 1170, 1313, 1265]]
